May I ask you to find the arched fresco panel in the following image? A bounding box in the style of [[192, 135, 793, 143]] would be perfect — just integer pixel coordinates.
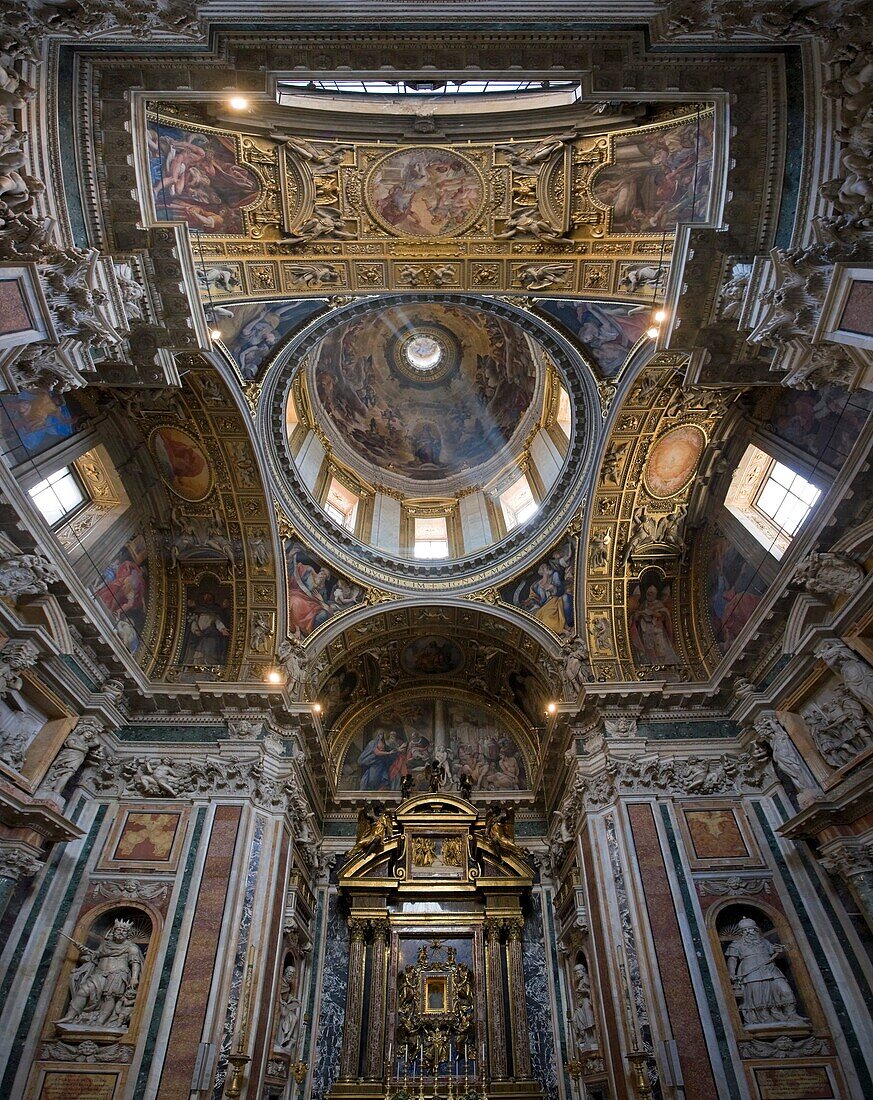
[[336, 696, 531, 794]]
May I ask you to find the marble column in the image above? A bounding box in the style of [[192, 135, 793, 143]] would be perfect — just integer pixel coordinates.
[[365, 918, 390, 1080], [820, 837, 873, 930], [0, 842, 43, 923], [484, 917, 507, 1080], [340, 917, 369, 1080], [504, 916, 532, 1078]]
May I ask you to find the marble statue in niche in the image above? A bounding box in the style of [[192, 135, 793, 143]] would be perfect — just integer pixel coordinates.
[[569, 957, 597, 1052], [275, 956, 302, 1054], [720, 913, 808, 1030], [57, 914, 148, 1033]]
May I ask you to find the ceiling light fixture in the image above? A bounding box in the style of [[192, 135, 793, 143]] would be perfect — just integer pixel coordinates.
[[209, 328, 222, 341], [267, 669, 282, 684], [547, 702, 557, 715], [228, 95, 249, 110], [646, 325, 659, 339], [654, 309, 666, 323], [313, 702, 322, 714]]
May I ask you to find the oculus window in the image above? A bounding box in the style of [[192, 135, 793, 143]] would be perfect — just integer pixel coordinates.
[[29, 466, 87, 527]]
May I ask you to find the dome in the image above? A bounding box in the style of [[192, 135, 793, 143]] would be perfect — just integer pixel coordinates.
[[267, 294, 596, 587], [304, 301, 541, 492]]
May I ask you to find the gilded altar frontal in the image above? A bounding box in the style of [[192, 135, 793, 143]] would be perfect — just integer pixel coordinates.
[[0, 4, 871, 1100]]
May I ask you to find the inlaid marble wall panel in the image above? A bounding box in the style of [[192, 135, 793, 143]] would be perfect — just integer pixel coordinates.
[[310, 891, 348, 1100]]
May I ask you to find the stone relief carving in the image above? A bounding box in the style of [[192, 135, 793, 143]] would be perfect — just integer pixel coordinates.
[[551, 748, 770, 861], [802, 688, 873, 767], [495, 206, 565, 242], [622, 504, 686, 564], [697, 877, 771, 897], [91, 750, 313, 816], [0, 841, 43, 880], [226, 717, 265, 740], [815, 639, 873, 711], [754, 714, 821, 798], [93, 879, 170, 903], [278, 638, 311, 692], [0, 552, 61, 599], [723, 915, 809, 1030], [42, 1039, 128, 1063], [0, 639, 39, 699], [40, 717, 104, 795], [738, 1035, 829, 1059], [250, 611, 273, 654], [516, 263, 572, 291], [58, 917, 145, 1033], [561, 638, 591, 698], [794, 552, 866, 601], [165, 504, 235, 568]]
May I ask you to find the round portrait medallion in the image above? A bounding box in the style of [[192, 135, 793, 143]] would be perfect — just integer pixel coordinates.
[[149, 426, 213, 501], [643, 424, 706, 498], [365, 147, 485, 238]]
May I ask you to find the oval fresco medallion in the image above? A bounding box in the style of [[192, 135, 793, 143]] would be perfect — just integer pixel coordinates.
[[149, 426, 213, 501], [400, 635, 465, 676], [644, 424, 705, 498], [365, 147, 485, 238]]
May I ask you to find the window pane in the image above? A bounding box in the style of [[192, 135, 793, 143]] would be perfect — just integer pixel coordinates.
[[755, 479, 786, 518], [29, 467, 85, 526]]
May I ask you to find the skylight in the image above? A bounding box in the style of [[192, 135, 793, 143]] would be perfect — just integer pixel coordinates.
[[278, 79, 580, 98]]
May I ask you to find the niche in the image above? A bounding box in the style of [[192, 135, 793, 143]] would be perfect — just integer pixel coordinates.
[[568, 950, 598, 1055], [273, 950, 303, 1057], [712, 903, 812, 1035], [53, 905, 154, 1039]]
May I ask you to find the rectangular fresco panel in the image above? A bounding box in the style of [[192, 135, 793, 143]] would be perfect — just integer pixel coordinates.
[[92, 535, 148, 655], [708, 523, 768, 653], [113, 811, 182, 862], [146, 120, 261, 234], [499, 537, 575, 637], [0, 389, 85, 465], [338, 699, 527, 793], [592, 112, 715, 233], [765, 385, 872, 469], [285, 540, 364, 640], [180, 575, 232, 667], [683, 809, 749, 861]]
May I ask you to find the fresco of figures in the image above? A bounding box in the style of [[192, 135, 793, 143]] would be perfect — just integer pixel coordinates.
[[400, 635, 465, 676], [537, 300, 650, 377], [765, 385, 872, 469], [338, 699, 528, 793], [180, 575, 232, 667], [628, 568, 680, 667], [216, 299, 323, 380], [147, 120, 261, 233], [310, 302, 536, 482], [499, 538, 575, 637], [92, 535, 149, 655], [593, 113, 714, 233], [367, 147, 484, 237], [149, 426, 212, 501], [707, 526, 768, 653], [285, 540, 365, 640], [0, 389, 86, 465]]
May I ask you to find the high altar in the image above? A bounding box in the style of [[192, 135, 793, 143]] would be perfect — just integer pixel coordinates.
[[331, 792, 540, 1100]]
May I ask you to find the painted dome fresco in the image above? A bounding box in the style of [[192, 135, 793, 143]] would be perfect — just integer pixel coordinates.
[[303, 301, 541, 489]]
